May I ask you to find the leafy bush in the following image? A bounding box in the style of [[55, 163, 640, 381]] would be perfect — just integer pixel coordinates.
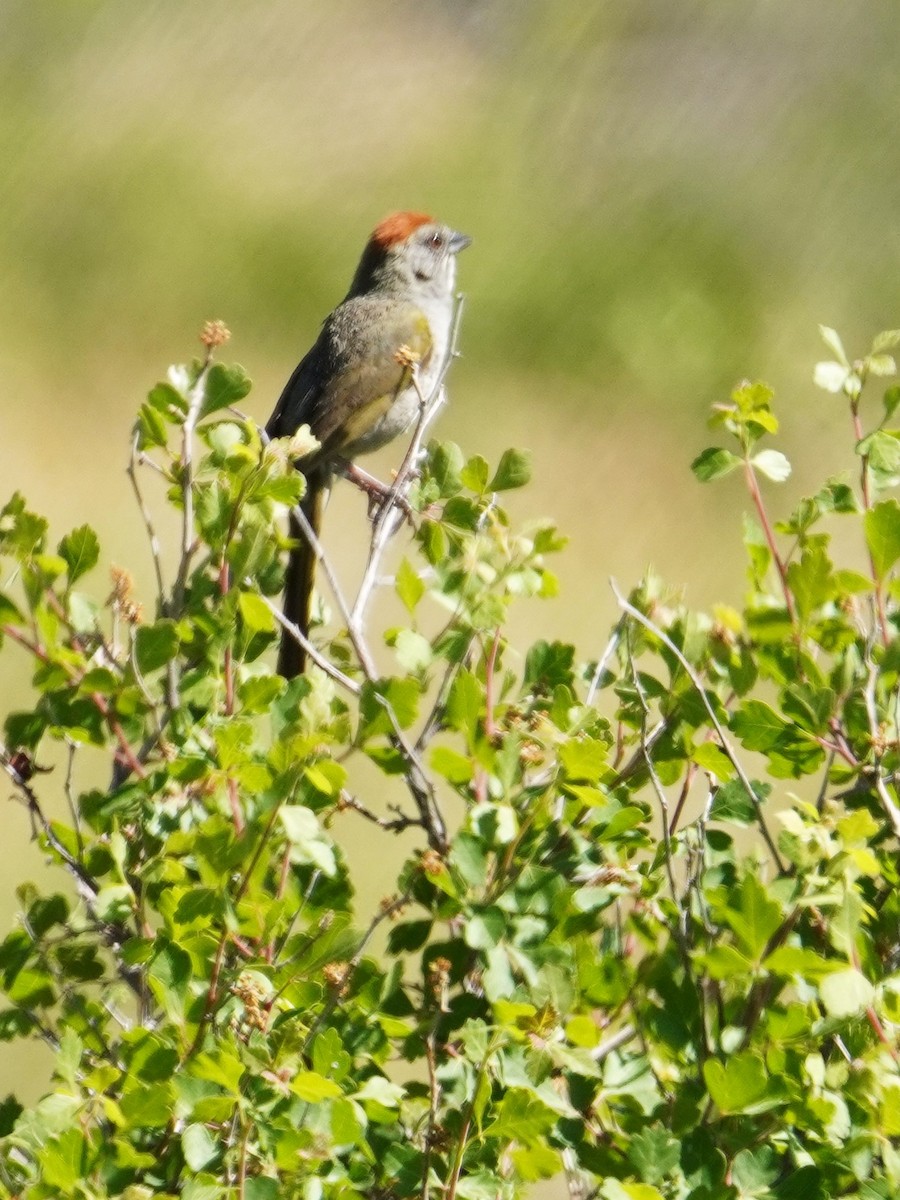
[[0, 323, 899, 1199]]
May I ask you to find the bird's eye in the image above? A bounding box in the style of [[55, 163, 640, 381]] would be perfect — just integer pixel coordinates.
[[429, 232, 444, 249]]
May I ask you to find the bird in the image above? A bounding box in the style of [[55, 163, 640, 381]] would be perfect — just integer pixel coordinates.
[[265, 211, 471, 678]]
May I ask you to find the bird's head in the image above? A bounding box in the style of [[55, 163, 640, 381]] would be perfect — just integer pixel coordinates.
[[350, 211, 471, 298]]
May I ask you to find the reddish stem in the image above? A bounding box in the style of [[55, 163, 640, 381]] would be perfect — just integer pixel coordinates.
[[852, 403, 891, 647], [743, 459, 797, 628]]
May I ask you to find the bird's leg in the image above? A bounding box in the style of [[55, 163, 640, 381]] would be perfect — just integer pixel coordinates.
[[342, 462, 415, 524]]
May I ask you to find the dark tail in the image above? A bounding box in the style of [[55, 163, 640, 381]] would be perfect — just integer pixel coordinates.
[[277, 472, 326, 678]]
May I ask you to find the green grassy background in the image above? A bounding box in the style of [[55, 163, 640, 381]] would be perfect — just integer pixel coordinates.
[[1, 0, 898, 1102]]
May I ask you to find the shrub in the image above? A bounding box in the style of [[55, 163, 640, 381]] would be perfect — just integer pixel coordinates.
[[0, 324, 899, 1198]]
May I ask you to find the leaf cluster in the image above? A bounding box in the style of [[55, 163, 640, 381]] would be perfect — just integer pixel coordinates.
[[0, 328, 899, 1198]]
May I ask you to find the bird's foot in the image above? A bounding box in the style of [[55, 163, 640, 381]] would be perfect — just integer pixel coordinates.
[[343, 463, 415, 524]]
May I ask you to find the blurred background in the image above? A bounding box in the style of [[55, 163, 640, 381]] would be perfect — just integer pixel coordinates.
[[1, 0, 898, 1100]]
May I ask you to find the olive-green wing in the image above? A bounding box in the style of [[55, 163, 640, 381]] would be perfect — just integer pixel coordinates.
[[265, 297, 433, 462]]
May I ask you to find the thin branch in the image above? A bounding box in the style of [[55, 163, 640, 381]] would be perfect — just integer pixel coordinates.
[[862, 650, 900, 838], [337, 788, 423, 835], [257, 592, 360, 694], [350, 360, 440, 626], [127, 432, 168, 604], [63, 739, 84, 855], [743, 458, 798, 630], [850, 397, 890, 648], [171, 358, 211, 614], [611, 579, 787, 874], [586, 621, 623, 706]]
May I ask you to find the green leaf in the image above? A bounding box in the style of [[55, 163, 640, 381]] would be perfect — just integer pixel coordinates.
[[484, 1088, 557, 1143], [461, 454, 490, 493], [359, 677, 421, 736], [290, 1071, 343, 1102], [445, 669, 482, 740], [237, 591, 276, 633], [691, 741, 735, 781], [244, 1181, 280, 1200], [58, 525, 100, 583], [786, 544, 834, 619], [697, 944, 753, 980], [182, 1123, 219, 1171], [865, 498, 900, 579], [731, 699, 787, 751], [559, 737, 607, 781], [721, 872, 782, 959], [137, 400, 168, 448], [702, 1052, 768, 1113], [884, 384, 900, 418], [331, 1097, 365, 1146], [134, 619, 180, 672], [430, 745, 474, 784], [489, 448, 532, 491], [710, 779, 767, 825], [395, 557, 425, 614], [238, 674, 285, 713], [868, 353, 896, 377], [465, 906, 506, 950], [690, 447, 741, 482], [428, 440, 464, 495], [819, 968, 874, 1017], [393, 628, 432, 673], [280, 806, 336, 876], [859, 429, 900, 488], [627, 1125, 681, 1185], [199, 362, 252, 417]]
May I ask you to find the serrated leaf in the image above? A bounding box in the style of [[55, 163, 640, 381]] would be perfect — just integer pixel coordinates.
[[291, 1071, 343, 1102], [237, 591, 276, 633], [702, 1053, 767, 1113], [690, 447, 741, 482], [461, 454, 490, 493], [395, 557, 425, 614], [691, 741, 735, 781], [199, 363, 251, 417], [134, 620, 180, 672], [489, 448, 532, 491], [721, 872, 782, 958], [731, 699, 787, 751], [865, 499, 900, 579], [58, 525, 100, 583]]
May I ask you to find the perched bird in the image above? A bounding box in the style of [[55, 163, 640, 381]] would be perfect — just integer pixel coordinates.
[[266, 211, 471, 677]]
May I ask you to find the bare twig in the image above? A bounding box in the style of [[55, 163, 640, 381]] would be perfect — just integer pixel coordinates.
[[337, 789, 423, 835], [127, 432, 167, 605], [171, 359, 211, 615], [257, 592, 360, 693], [585, 621, 623, 706], [743, 458, 798, 631]]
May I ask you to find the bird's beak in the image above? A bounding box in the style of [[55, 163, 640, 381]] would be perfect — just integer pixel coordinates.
[[449, 230, 472, 254]]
